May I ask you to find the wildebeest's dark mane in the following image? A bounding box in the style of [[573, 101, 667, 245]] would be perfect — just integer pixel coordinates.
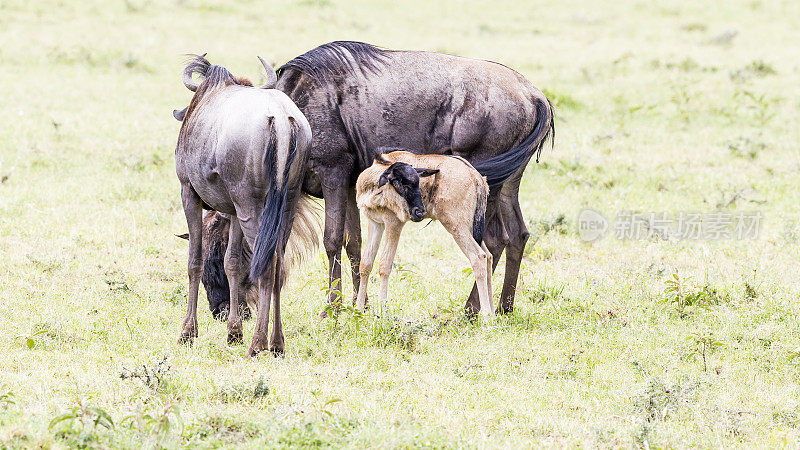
[[277, 41, 389, 83]]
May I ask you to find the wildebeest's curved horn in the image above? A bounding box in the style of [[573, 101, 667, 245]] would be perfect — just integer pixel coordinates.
[[182, 52, 207, 91], [183, 65, 200, 92], [257, 56, 277, 89]]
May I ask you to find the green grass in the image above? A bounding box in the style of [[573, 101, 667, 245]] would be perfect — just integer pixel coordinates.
[[2, 0, 800, 447]]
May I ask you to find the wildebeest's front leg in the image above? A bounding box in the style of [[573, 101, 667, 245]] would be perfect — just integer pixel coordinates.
[[344, 188, 365, 307], [224, 218, 245, 344], [179, 184, 204, 344], [320, 173, 350, 316], [356, 218, 384, 312]]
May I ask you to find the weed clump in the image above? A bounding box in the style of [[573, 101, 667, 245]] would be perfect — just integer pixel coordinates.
[[120, 355, 171, 390], [213, 378, 271, 404]]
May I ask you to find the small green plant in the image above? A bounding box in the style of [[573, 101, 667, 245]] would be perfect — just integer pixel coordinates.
[[49, 399, 115, 448], [0, 390, 15, 409], [633, 377, 702, 444], [665, 273, 726, 314], [687, 333, 725, 372], [727, 135, 766, 159], [121, 404, 183, 448]]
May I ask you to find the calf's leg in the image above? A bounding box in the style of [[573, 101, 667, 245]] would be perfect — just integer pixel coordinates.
[[377, 220, 404, 317], [179, 184, 203, 344], [356, 218, 384, 312], [451, 232, 494, 317]]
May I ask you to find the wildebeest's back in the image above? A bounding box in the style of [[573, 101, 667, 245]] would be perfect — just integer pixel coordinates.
[[342, 51, 542, 169]]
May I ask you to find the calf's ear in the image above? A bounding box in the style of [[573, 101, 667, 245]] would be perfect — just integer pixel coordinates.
[[173, 107, 188, 121], [415, 168, 439, 177], [378, 168, 393, 187]]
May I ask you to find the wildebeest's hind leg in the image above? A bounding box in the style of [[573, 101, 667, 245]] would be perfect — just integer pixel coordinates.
[[178, 184, 204, 344], [320, 173, 350, 317], [497, 179, 529, 314], [248, 259, 275, 357], [344, 188, 366, 307], [233, 211, 273, 357], [224, 218, 245, 344], [269, 256, 286, 355]]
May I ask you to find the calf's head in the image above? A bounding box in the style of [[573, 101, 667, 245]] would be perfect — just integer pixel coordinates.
[[378, 162, 438, 222]]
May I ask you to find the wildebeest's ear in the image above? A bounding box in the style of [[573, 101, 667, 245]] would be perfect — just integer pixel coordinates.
[[173, 107, 188, 121], [175, 233, 189, 240], [415, 168, 439, 177]]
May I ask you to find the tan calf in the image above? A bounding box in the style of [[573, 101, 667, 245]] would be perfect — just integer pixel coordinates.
[[355, 150, 494, 316]]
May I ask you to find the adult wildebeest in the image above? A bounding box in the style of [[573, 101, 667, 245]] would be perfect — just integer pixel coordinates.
[[355, 150, 493, 316], [175, 41, 553, 316], [175, 54, 316, 356]]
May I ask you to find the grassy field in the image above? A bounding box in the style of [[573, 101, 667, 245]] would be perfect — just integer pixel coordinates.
[[1, 0, 799, 447]]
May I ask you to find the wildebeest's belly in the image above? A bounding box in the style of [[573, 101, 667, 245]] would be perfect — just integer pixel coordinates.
[[188, 171, 236, 215]]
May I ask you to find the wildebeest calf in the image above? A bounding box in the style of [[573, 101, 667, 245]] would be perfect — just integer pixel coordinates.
[[355, 150, 494, 316]]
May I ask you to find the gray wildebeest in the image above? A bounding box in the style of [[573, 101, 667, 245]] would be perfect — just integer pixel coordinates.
[[355, 150, 493, 316], [176, 41, 553, 317], [174, 54, 316, 356]]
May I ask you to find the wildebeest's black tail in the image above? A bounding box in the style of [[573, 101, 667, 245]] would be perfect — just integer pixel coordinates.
[[471, 95, 554, 187], [249, 118, 315, 281]]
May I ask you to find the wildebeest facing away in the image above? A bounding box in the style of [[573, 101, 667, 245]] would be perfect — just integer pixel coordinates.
[[355, 150, 493, 316], [175, 41, 553, 316], [174, 54, 316, 356]]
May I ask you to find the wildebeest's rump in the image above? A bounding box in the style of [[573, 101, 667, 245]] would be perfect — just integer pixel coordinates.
[[174, 54, 316, 357], [179, 41, 553, 317]]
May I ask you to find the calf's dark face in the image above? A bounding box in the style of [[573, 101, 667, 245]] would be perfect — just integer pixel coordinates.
[[378, 162, 438, 222]]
